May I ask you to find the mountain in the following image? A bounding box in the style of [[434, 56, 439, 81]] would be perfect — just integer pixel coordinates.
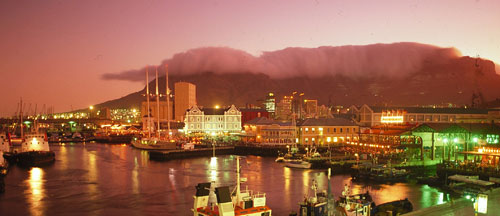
[[97, 43, 500, 110], [96, 56, 500, 110]]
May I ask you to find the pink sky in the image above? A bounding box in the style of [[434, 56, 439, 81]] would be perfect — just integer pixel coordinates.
[[1, 0, 499, 117]]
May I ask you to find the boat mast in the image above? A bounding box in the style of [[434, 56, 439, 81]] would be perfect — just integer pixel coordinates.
[[155, 66, 161, 139], [165, 64, 171, 139], [20, 97, 23, 139], [236, 156, 241, 206], [146, 67, 151, 139]]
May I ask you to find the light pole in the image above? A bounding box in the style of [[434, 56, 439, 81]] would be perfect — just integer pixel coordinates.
[[89, 106, 94, 119]]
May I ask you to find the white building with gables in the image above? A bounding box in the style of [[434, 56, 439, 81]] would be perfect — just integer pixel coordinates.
[[184, 104, 242, 135]]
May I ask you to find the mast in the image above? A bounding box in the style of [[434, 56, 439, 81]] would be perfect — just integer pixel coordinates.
[[165, 64, 171, 138], [20, 98, 23, 139], [236, 156, 241, 206], [146, 67, 151, 139], [155, 66, 161, 139]]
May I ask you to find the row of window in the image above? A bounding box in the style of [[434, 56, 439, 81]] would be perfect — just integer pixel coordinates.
[[188, 124, 241, 130], [303, 136, 357, 144], [301, 127, 357, 134], [188, 116, 241, 122]]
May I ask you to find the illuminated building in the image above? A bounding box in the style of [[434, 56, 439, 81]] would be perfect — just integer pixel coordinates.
[[304, 99, 318, 118], [242, 117, 295, 145], [263, 92, 276, 116], [183, 104, 241, 135], [354, 104, 500, 127], [174, 82, 196, 121], [297, 118, 359, 146], [275, 96, 293, 120]]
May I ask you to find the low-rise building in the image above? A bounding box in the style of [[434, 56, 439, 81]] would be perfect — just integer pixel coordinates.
[[242, 117, 295, 145], [183, 104, 241, 135], [297, 118, 359, 146]]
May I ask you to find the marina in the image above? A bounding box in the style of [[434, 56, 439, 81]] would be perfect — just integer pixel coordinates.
[[1, 142, 450, 215]]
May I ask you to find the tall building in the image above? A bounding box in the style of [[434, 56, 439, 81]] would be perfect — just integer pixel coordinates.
[[174, 82, 196, 122], [304, 99, 318, 118], [276, 96, 293, 120], [263, 92, 276, 116]]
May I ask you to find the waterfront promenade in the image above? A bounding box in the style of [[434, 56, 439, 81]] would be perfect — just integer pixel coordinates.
[[405, 188, 500, 216]]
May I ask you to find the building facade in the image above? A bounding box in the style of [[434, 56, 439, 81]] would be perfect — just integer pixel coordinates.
[[354, 104, 500, 127], [174, 82, 196, 122], [184, 104, 241, 135], [242, 117, 295, 145], [297, 118, 359, 146]]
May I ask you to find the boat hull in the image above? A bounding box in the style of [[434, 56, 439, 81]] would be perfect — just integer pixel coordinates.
[[285, 161, 312, 169], [16, 151, 55, 167], [131, 140, 177, 150]]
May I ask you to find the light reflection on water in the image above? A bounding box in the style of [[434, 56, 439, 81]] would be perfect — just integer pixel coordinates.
[[1, 143, 448, 215], [26, 167, 44, 216]]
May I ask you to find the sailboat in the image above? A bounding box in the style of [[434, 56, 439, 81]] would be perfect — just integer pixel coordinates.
[[131, 65, 177, 150], [193, 156, 272, 216]]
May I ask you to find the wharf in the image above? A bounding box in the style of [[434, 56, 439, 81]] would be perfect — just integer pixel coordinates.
[[404, 188, 500, 216], [148, 147, 234, 161]]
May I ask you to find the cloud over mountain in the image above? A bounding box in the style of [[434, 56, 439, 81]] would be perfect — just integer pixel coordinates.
[[102, 42, 464, 81]]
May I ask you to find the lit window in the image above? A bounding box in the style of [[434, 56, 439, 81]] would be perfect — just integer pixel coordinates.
[[305, 138, 309, 143], [312, 128, 315, 132], [305, 128, 309, 132]]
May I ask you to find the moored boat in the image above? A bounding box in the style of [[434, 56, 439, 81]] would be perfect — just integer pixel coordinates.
[[285, 159, 312, 169], [17, 132, 55, 167], [0, 133, 11, 175], [193, 156, 272, 216]]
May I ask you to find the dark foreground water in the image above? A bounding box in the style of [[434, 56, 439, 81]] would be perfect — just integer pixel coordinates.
[[0, 143, 449, 215]]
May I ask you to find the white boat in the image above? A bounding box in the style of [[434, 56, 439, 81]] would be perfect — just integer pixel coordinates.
[[17, 131, 55, 167], [193, 156, 272, 216], [285, 159, 311, 169]]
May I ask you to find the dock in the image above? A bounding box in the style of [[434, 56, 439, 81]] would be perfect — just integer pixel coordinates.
[[148, 147, 235, 161]]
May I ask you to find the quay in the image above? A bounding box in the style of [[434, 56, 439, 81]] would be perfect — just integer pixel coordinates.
[[404, 188, 500, 215]]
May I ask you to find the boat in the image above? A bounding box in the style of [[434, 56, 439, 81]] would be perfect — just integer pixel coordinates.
[[192, 156, 272, 216], [336, 185, 375, 216], [352, 162, 409, 183], [0, 132, 10, 176], [285, 159, 312, 169], [371, 199, 413, 216], [17, 132, 55, 167], [131, 65, 180, 151]]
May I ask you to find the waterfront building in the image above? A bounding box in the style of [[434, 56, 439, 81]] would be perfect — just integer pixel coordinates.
[[353, 104, 500, 127], [242, 116, 295, 145], [174, 82, 196, 122], [412, 123, 500, 161], [183, 104, 241, 135], [297, 118, 359, 146]]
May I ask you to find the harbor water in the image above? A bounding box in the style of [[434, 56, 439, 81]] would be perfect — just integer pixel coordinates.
[[0, 142, 450, 215]]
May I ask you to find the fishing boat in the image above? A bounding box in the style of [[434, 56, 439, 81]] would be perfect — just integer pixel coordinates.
[[192, 156, 272, 216], [336, 185, 375, 216], [285, 159, 312, 169], [131, 65, 179, 150]]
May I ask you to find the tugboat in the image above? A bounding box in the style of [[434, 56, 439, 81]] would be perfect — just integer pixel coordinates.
[[192, 156, 272, 216], [17, 131, 55, 167]]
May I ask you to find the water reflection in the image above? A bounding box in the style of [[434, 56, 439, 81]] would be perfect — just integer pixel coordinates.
[[210, 157, 217, 182], [26, 167, 44, 216]]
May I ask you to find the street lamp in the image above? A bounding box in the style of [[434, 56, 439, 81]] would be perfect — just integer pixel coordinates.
[[89, 106, 94, 119]]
